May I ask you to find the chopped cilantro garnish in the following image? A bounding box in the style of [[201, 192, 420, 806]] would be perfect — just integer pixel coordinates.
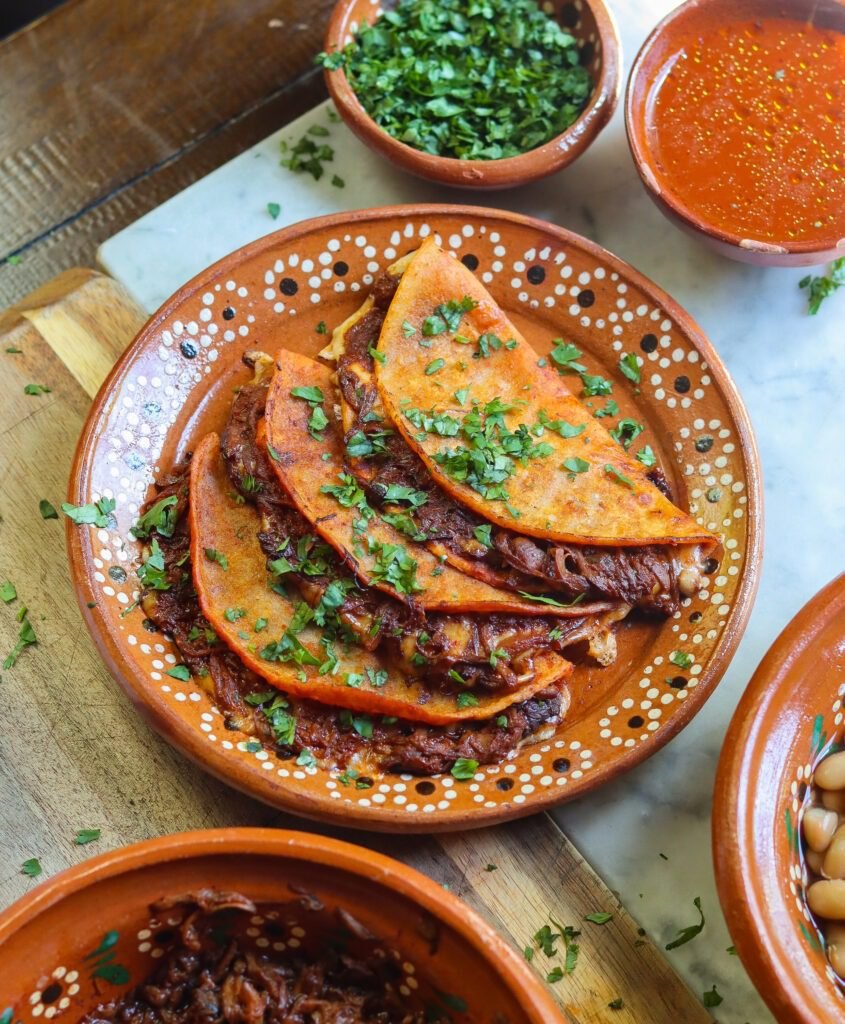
[[422, 296, 477, 336], [604, 464, 634, 489], [473, 523, 493, 548], [670, 650, 693, 669], [456, 692, 479, 708], [21, 857, 41, 878], [224, 608, 246, 622], [23, 383, 51, 396], [369, 345, 386, 364], [580, 373, 613, 397], [800, 257, 845, 315], [74, 828, 101, 846], [255, 617, 268, 632], [281, 131, 335, 180], [665, 896, 705, 950], [402, 319, 416, 338], [131, 495, 178, 539], [367, 537, 423, 594], [331, 174, 345, 188], [584, 912, 613, 925], [366, 666, 388, 688], [267, 202, 281, 220], [346, 428, 394, 459], [63, 496, 116, 528], [204, 547, 229, 571], [537, 409, 584, 439], [562, 456, 589, 475], [1, 581, 16, 603], [138, 538, 170, 591], [454, 387, 470, 406], [451, 757, 479, 780], [594, 398, 619, 418], [296, 748, 316, 767], [618, 352, 641, 384], [4, 616, 36, 669], [546, 967, 564, 983], [610, 418, 644, 450], [636, 445, 657, 468], [425, 357, 446, 375], [323, 0, 591, 160], [608, 998, 624, 1010], [381, 484, 427, 507], [38, 500, 58, 520], [517, 591, 584, 609], [702, 986, 723, 1008], [549, 340, 586, 373], [290, 385, 324, 404], [166, 665, 191, 681]]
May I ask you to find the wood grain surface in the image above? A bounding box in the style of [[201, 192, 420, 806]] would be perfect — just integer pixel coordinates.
[[0, 0, 331, 308], [0, 270, 713, 1024]]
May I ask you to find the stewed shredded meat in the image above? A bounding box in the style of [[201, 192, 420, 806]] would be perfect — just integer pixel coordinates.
[[336, 270, 686, 615], [81, 894, 444, 1024]]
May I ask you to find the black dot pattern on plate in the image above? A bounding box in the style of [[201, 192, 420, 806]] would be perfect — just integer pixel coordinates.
[[640, 333, 658, 353], [527, 265, 546, 285], [628, 715, 645, 729], [553, 757, 571, 773], [180, 339, 199, 359], [706, 486, 722, 503], [695, 435, 713, 453], [577, 289, 595, 308], [415, 780, 436, 795], [703, 556, 720, 575], [560, 3, 579, 27], [333, 260, 349, 277], [580, 41, 595, 66], [674, 375, 691, 394], [108, 565, 127, 583], [222, 306, 236, 321], [41, 984, 62, 1005], [689, 610, 703, 624], [496, 778, 513, 791], [142, 618, 159, 633], [461, 253, 479, 271], [668, 676, 688, 689], [280, 278, 298, 296]]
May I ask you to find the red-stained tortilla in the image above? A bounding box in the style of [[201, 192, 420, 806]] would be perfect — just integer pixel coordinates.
[[189, 433, 572, 724], [264, 349, 607, 618], [374, 238, 718, 549]]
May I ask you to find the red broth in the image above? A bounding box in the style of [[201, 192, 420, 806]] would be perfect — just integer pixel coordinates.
[[646, 16, 845, 244]]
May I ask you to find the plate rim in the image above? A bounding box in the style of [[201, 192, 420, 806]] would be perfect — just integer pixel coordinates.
[[67, 202, 764, 832], [713, 572, 845, 1024]]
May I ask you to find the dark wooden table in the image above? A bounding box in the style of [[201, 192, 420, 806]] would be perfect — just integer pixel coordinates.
[[0, 0, 333, 309]]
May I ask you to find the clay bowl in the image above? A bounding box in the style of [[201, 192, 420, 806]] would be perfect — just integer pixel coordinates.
[[627, 0, 845, 267], [713, 573, 845, 1023], [0, 828, 561, 1023], [323, 0, 621, 189], [67, 204, 762, 831]]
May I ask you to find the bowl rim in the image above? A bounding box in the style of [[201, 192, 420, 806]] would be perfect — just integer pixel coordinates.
[[322, 0, 622, 188], [66, 202, 764, 833], [712, 572, 845, 1024], [625, 0, 845, 260], [0, 827, 562, 1023]]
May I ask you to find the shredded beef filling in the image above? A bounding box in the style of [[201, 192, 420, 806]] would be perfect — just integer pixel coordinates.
[[336, 271, 684, 615], [140, 468, 564, 776], [218, 355, 586, 692], [81, 893, 443, 1024]]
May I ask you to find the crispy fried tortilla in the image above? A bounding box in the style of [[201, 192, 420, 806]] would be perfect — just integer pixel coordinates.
[[264, 348, 609, 618], [189, 433, 573, 725], [374, 238, 718, 550]]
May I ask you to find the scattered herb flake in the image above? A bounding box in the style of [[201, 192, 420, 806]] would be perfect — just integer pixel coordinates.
[[702, 986, 723, 1008], [636, 445, 657, 468], [425, 358, 445, 376], [800, 257, 845, 315], [267, 202, 281, 220], [21, 857, 42, 877], [618, 352, 641, 384], [38, 499, 58, 520], [562, 456, 589, 475], [670, 650, 693, 669], [23, 384, 51, 395], [451, 757, 478, 780], [1, 581, 16, 603], [166, 665, 191, 681], [604, 464, 634, 489], [62, 496, 115, 528], [74, 828, 101, 846], [665, 896, 705, 950], [584, 912, 613, 925], [204, 547, 229, 571]]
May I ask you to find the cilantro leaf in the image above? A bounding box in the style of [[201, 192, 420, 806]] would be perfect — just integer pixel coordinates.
[[618, 352, 641, 384], [39, 500, 58, 520], [63, 496, 116, 528], [74, 828, 101, 846], [665, 896, 705, 950], [451, 757, 479, 780]]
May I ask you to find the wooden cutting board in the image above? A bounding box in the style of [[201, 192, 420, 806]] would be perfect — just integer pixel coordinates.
[[0, 270, 713, 1024]]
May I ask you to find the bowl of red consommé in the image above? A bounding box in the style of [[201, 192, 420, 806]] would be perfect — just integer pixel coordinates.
[[714, 574, 845, 1024], [626, 0, 845, 266]]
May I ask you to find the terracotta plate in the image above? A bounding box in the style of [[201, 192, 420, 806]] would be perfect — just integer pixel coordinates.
[[714, 574, 845, 1024], [68, 205, 762, 831]]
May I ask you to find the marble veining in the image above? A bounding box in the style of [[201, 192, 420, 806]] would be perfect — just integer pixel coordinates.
[[99, 2, 845, 1020]]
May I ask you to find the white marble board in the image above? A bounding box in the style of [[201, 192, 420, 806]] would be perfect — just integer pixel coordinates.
[[99, 1, 845, 1020]]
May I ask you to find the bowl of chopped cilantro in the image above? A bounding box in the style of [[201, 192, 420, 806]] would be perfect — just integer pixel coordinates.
[[319, 0, 621, 188]]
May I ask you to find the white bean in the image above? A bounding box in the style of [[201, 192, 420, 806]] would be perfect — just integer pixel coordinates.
[[821, 790, 845, 813], [825, 826, 845, 879], [828, 925, 845, 978], [815, 752, 845, 791], [804, 807, 839, 853], [806, 848, 828, 877], [808, 880, 845, 920]]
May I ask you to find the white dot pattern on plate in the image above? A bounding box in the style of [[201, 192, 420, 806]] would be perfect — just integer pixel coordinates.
[[74, 213, 754, 826]]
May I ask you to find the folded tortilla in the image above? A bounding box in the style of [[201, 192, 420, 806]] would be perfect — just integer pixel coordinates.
[[373, 238, 718, 551], [189, 433, 573, 724], [264, 348, 611, 617]]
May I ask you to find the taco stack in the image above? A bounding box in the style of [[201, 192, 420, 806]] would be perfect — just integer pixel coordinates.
[[135, 241, 718, 781]]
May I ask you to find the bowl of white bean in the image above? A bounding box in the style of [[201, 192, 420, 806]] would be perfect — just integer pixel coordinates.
[[714, 572, 845, 1024]]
